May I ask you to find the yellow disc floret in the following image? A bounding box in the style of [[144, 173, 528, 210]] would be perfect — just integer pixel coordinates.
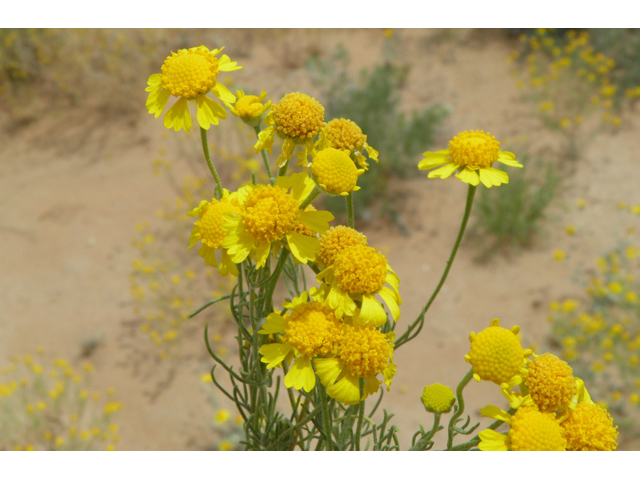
[[509, 406, 566, 451], [242, 185, 299, 243], [338, 325, 391, 378], [333, 245, 387, 295], [194, 199, 241, 249], [449, 130, 501, 169], [525, 353, 577, 411], [318, 226, 368, 268], [311, 148, 360, 195], [161, 46, 219, 99], [465, 318, 531, 385], [421, 383, 456, 414], [284, 303, 341, 358], [272, 92, 325, 140], [324, 118, 366, 153], [561, 402, 618, 451]]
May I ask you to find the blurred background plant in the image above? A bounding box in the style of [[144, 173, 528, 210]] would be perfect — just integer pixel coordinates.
[[0, 350, 123, 450], [306, 38, 450, 223], [200, 373, 245, 451], [507, 28, 640, 163], [548, 242, 640, 441]]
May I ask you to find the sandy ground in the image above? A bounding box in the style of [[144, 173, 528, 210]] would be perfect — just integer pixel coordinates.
[[1, 29, 639, 450]]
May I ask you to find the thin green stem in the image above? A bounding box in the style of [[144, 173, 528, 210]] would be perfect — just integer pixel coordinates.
[[354, 378, 365, 451], [278, 161, 289, 177], [254, 125, 275, 185], [263, 249, 290, 314], [346, 192, 355, 228], [200, 127, 223, 199], [299, 186, 322, 211], [318, 384, 333, 451], [409, 412, 441, 451], [447, 368, 474, 450], [395, 184, 477, 349]]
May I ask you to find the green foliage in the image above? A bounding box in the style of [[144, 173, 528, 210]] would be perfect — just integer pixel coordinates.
[[306, 44, 449, 219], [468, 155, 560, 260]]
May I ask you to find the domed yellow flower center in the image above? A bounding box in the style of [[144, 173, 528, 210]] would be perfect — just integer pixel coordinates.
[[196, 199, 241, 249], [339, 325, 390, 378], [525, 353, 576, 411], [242, 185, 299, 243], [235, 94, 264, 118], [467, 323, 525, 385], [161, 46, 219, 99], [421, 383, 456, 414], [333, 245, 387, 295], [325, 118, 366, 152], [561, 403, 618, 451], [284, 302, 341, 358], [449, 130, 501, 169], [318, 226, 368, 268], [509, 406, 566, 451], [311, 148, 359, 195], [272, 92, 325, 140]]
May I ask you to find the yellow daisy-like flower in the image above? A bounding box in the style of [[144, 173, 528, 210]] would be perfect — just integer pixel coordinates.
[[259, 292, 342, 392], [221, 172, 334, 269], [421, 383, 456, 414], [317, 226, 368, 270], [225, 90, 272, 126], [418, 130, 522, 188], [254, 92, 326, 168], [188, 189, 241, 276], [465, 318, 532, 385], [317, 118, 379, 170], [561, 402, 618, 451], [313, 244, 401, 327], [479, 404, 566, 451], [145, 46, 242, 132], [523, 353, 577, 411], [315, 325, 396, 405], [310, 147, 364, 196]]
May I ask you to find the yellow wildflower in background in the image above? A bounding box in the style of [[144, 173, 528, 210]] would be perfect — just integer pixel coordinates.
[[254, 92, 326, 167], [317, 118, 379, 170], [315, 325, 396, 405], [465, 318, 532, 385], [146, 46, 242, 132], [310, 147, 364, 196], [221, 173, 334, 268], [188, 189, 242, 276], [418, 130, 522, 188], [313, 244, 401, 326], [259, 292, 342, 392]]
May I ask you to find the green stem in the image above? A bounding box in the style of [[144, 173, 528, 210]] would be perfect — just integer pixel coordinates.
[[200, 127, 223, 199], [409, 412, 441, 451], [318, 384, 333, 451], [395, 184, 477, 349], [299, 186, 322, 211], [354, 378, 365, 451], [346, 192, 355, 228], [263, 249, 290, 314], [278, 161, 289, 178], [447, 368, 474, 450], [254, 125, 275, 185]]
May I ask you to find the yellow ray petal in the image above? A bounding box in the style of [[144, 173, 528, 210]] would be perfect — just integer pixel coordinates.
[[258, 312, 287, 335], [196, 95, 227, 130], [286, 232, 320, 264], [218, 249, 238, 277], [298, 210, 334, 235], [198, 245, 217, 267], [455, 167, 480, 186], [211, 82, 236, 103], [259, 343, 293, 369], [327, 373, 361, 405], [314, 358, 344, 387], [478, 429, 510, 451], [428, 162, 458, 179], [358, 294, 388, 327], [163, 97, 192, 132], [378, 287, 401, 322], [284, 356, 316, 392]]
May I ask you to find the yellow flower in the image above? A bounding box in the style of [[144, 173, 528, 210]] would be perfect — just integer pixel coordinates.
[[523, 353, 577, 411], [222, 173, 333, 268], [553, 250, 566, 261], [310, 147, 364, 196], [188, 189, 242, 276], [225, 90, 272, 126], [465, 318, 532, 385], [313, 244, 401, 327], [145, 46, 242, 132], [317, 118, 379, 170], [418, 130, 522, 188], [259, 292, 342, 392], [315, 325, 396, 405], [421, 383, 455, 414], [254, 92, 326, 167], [215, 409, 231, 424], [479, 404, 566, 451], [317, 226, 368, 270]]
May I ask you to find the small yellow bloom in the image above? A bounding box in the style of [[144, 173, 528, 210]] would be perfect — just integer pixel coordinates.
[[226, 90, 272, 126], [317, 226, 368, 270], [310, 147, 363, 196], [419, 130, 522, 188], [421, 383, 455, 414], [317, 118, 379, 170], [553, 250, 566, 261], [565, 225, 576, 235], [215, 409, 231, 424]]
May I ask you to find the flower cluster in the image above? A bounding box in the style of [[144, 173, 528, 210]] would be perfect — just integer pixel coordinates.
[[467, 320, 618, 450], [0, 351, 123, 451]]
